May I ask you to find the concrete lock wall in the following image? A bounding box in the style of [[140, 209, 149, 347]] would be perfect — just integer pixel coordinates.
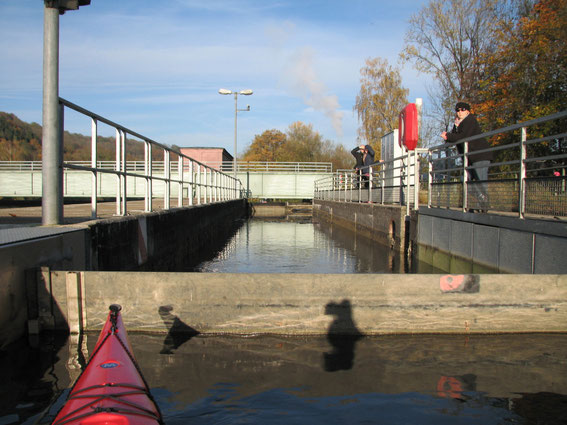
[[40, 271, 567, 335], [88, 199, 248, 271], [416, 207, 567, 274], [0, 230, 88, 345], [1, 199, 248, 346], [312, 199, 412, 253]]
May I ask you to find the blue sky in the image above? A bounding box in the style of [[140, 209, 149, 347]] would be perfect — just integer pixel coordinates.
[[0, 0, 431, 156]]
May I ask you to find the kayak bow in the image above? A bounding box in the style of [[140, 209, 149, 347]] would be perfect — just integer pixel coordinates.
[[52, 304, 163, 425]]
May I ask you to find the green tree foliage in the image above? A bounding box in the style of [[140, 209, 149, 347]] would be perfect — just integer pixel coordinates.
[[0, 113, 42, 161], [353, 57, 409, 158]]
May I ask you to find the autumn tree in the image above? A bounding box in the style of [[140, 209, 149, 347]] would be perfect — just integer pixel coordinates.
[[241, 121, 353, 169], [280, 121, 325, 162], [241, 129, 287, 162], [353, 57, 409, 158], [476, 0, 567, 129], [318, 142, 353, 170], [401, 0, 500, 127]]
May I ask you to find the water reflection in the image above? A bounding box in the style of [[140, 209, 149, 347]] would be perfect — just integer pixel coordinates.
[[436, 374, 477, 401], [190, 218, 403, 273], [323, 300, 363, 372]]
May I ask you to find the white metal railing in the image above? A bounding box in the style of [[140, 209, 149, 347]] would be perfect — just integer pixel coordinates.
[[315, 109, 567, 219], [203, 161, 333, 173], [314, 149, 425, 217], [56, 98, 243, 218], [0, 161, 333, 174]]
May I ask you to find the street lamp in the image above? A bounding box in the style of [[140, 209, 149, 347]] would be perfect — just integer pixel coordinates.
[[42, 0, 90, 225], [218, 88, 253, 177]]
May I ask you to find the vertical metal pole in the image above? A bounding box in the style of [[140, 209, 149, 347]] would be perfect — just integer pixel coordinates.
[[189, 160, 194, 206], [369, 167, 373, 204], [42, 4, 62, 225], [115, 129, 121, 216], [148, 143, 153, 211], [214, 171, 218, 202], [234, 92, 238, 179], [121, 131, 127, 215], [428, 152, 433, 208], [177, 155, 183, 207], [144, 141, 150, 211], [91, 118, 97, 218], [463, 141, 469, 212], [196, 164, 201, 205], [59, 103, 65, 211], [164, 150, 170, 209], [519, 127, 527, 218]]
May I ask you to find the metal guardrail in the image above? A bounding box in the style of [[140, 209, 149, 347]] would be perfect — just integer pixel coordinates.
[[314, 149, 425, 217], [205, 161, 333, 173], [315, 110, 567, 220], [0, 160, 332, 173], [54, 98, 244, 218], [0, 163, 329, 200]]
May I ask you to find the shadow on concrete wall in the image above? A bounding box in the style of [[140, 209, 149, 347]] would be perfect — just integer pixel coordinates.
[[323, 299, 363, 372], [158, 305, 200, 354]]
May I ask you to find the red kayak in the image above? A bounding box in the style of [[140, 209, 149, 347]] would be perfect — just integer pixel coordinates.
[[52, 304, 163, 425]]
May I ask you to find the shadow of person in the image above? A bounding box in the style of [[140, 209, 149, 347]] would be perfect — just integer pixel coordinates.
[[323, 299, 363, 372], [158, 305, 200, 354]]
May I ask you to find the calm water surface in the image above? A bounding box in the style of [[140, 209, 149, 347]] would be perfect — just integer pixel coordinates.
[[188, 218, 412, 273], [4, 333, 567, 424]]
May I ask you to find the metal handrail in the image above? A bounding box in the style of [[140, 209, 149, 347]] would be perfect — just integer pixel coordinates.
[[57, 98, 243, 218], [203, 161, 333, 173], [315, 109, 567, 219], [0, 160, 334, 173]]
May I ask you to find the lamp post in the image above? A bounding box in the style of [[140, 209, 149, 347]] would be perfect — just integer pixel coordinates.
[[42, 0, 90, 225], [218, 88, 253, 178]]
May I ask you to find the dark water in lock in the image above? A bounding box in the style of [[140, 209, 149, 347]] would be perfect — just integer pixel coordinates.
[[3, 333, 567, 424], [2, 217, 564, 424]]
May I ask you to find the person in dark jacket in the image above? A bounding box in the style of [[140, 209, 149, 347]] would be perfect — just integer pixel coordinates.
[[351, 144, 375, 188], [441, 102, 492, 212]]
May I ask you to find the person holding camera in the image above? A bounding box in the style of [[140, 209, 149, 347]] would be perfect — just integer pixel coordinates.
[[351, 144, 375, 188]]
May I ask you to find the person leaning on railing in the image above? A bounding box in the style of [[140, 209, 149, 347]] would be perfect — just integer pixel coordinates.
[[441, 102, 493, 212]]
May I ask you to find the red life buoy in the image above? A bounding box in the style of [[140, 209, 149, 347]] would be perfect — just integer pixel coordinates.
[[398, 103, 419, 150]]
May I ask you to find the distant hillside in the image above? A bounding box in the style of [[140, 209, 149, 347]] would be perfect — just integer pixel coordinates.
[[0, 112, 165, 162]]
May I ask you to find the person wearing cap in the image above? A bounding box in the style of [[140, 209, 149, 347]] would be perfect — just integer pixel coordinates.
[[441, 102, 493, 212], [351, 144, 375, 188]]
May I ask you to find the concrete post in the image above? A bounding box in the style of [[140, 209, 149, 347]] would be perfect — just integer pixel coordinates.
[[42, 4, 63, 225]]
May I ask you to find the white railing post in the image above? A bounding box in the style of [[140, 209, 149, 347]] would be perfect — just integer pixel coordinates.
[[91, 118, 97, 219], [177, 158, 183, 207], [121, 130, 127, 216], [164, 150, 170, 210], [463, 141, 469, 212], [115, 128, 121, 216], [519, 126, 527, 218]]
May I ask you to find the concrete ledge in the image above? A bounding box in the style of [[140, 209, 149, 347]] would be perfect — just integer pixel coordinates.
[[47, 272, 567, 335]]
